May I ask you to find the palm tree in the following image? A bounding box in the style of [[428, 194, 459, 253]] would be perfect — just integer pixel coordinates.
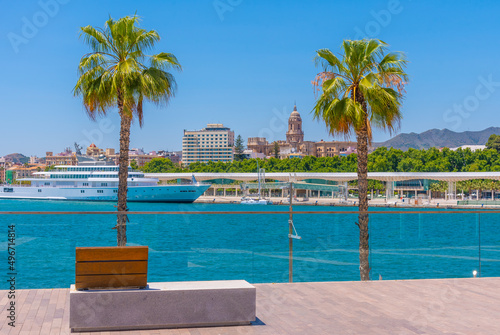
[[312, 39, 408, 280], [457, 180, 472, 199], [74, 16, 181, 246], [486, 179, 498, 200], [429, 181, 447, 198], [476, 179, 489, 200]]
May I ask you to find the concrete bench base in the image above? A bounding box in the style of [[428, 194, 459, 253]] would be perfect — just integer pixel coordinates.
[[69, 280, 256, 332]]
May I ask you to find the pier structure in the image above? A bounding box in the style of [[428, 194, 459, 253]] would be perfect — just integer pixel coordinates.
[[147, 172, 500, 201]]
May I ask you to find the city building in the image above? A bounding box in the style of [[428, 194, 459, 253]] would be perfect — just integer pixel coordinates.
[[86, 143, 105, 159], [247, 104, 357, 158], [243, 149, 266, 160], [108, 148, 157, 167], [105, 148, 115, 156], [85, 144, 119, 161], [449, 145, 486, 152], [45, 148, 95, 166], [83, 144, 156, 167], [157, 150, 183, 164], [45, 150, 79, 166], [5, 164, 46, 183], [182, 124, 235, 164], [29, 156, 40, 164], [0, 157, 9, 183]]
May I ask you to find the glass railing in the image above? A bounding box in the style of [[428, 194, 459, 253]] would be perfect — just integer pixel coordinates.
[[1, 205, 499, 289]]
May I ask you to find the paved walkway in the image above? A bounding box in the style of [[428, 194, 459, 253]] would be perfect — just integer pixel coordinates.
[[1, 278, 499, 334]]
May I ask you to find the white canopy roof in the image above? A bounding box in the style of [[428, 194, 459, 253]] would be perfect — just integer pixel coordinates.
[[145, 172, 500, 183]]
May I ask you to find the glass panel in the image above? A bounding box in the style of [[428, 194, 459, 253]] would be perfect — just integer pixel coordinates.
[[478, 212, 500, 277], [369, 211, 480, 280], [2, 203, 500, 290]]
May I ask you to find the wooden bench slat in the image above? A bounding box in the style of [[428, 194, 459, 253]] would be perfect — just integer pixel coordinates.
[[76, 246, 148, 262], [75, 246, 149, 290], [75, 274, 147, 290], [76, 261, 148, 276]]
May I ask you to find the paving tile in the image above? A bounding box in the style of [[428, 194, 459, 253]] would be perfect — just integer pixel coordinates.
[[1, 278, 500, 334]]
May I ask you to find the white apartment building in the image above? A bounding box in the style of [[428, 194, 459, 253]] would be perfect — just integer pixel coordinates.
[[182, 124, 235, 164]]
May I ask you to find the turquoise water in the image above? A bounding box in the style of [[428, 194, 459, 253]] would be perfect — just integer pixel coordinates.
[[1, 200, 499, 289]]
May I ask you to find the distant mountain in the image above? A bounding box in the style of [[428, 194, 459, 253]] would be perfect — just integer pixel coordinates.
[[373, 127, 500, 151], [1, 153, 29, 164]]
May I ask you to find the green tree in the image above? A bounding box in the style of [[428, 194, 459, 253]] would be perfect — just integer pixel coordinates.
[[234, 135, 245, 161], [486, 134, 500, 151], [74, 16, 181, 246], [273, 142, 280, 159], [429, 181, 447, 198], [142, 157, 177, 173], [458, 180, 474, 198], [312, 39, 408, 281], [130, 159, 139, 170]]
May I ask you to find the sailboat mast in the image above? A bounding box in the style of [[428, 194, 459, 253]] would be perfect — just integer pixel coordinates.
[[257, 160, 261, 199]]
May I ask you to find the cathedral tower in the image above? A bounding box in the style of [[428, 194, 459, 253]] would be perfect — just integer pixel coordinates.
[[286, 104, 304, 144]]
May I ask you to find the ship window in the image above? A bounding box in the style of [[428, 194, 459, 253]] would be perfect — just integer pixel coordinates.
[[97, 190, 103, 194], [3, 188, 13, 193], [38, 189, 42, 192], [113, 190, 118, 193], [44, 182, 50, 186], [101, 183, 107, 187], [83, 183, 89, 186], [81, 190, 85, 193]]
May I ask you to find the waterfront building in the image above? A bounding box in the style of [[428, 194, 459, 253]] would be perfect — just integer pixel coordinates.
[[0, 157, 10, 183], [5, 164, 46, 183], [182, 124, 235, 164], [5, 169, 14, 183], [247, 104, 357, 158]]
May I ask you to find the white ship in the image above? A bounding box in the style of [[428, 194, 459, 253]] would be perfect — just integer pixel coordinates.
[[0, 162, 210, 202]]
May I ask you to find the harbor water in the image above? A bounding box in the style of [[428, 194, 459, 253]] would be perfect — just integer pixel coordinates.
[[1, 200, 499, 289]]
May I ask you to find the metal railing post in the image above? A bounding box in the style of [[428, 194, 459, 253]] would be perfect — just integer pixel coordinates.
[[479, 213, 481, 277], [289, 181, 293, 283]]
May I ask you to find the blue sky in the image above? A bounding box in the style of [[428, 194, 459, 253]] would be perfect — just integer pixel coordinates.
[[1, 0, 500, 157]]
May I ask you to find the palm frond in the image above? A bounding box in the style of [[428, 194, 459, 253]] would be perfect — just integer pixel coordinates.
[[312, 38, 408, 142], [75, 15, 181, 124]]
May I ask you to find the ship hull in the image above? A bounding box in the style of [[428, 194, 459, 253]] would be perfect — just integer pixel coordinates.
[[0, 184, 210, 203]]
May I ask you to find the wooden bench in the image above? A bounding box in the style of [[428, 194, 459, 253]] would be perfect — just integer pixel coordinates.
[[75, 246, 148, 290]]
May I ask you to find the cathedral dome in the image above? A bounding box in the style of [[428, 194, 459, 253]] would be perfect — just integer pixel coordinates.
[[290, 104, 300, 117]]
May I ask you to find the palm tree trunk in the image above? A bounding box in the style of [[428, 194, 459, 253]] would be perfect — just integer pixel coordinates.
[[116, 97, 132, 246], [356, 125, 370, 281]]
